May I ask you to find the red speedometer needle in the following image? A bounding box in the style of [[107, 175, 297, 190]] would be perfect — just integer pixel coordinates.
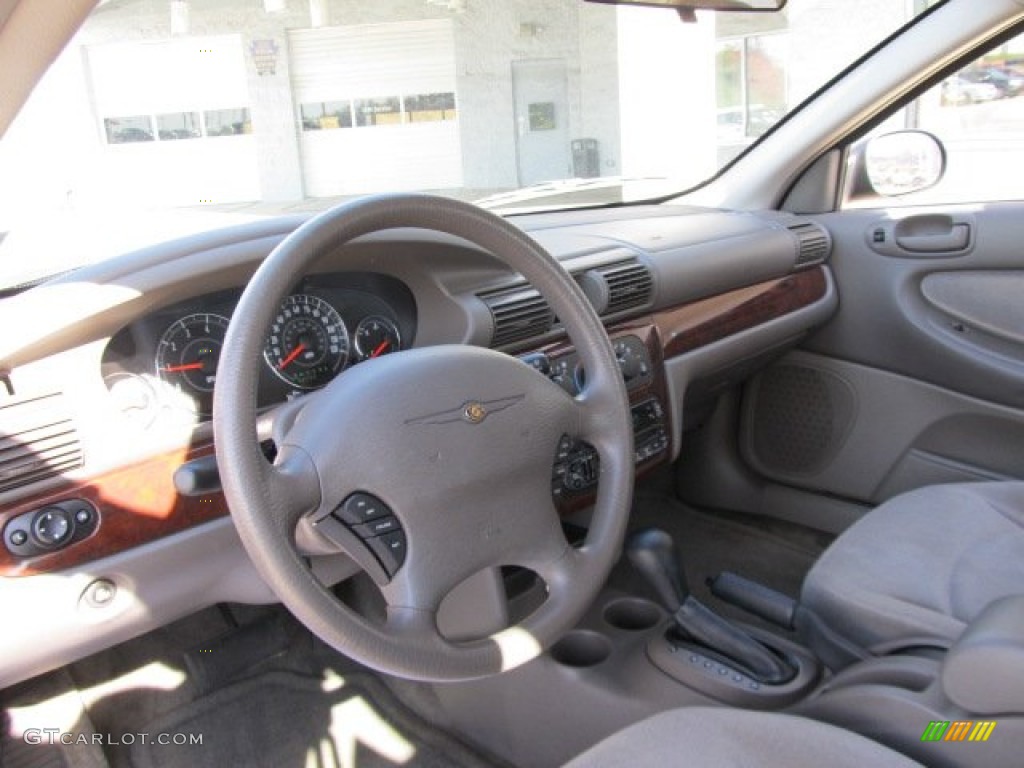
[[370, 340, 390, 358], [278, 343, 306, 370], [162, 362, 204, 373]]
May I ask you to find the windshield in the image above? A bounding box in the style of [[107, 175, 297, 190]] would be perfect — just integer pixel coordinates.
[[0, 0, 928, 289]]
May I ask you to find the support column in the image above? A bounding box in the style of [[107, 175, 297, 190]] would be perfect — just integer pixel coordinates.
[[242, 27, 305, 202]]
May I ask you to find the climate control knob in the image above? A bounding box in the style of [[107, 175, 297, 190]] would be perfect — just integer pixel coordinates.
[[614, 338, 650, 385]]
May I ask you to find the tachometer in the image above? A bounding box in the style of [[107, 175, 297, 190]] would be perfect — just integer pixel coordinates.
[[264, 294, 349, 389], [155, 313, 229, 394]]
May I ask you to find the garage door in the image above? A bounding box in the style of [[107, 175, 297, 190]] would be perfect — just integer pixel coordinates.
[[289, 19, 463, 197], [86, 35, 259, 206]]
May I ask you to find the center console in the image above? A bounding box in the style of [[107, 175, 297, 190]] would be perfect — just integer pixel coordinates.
[[520, 326, 671, 508]]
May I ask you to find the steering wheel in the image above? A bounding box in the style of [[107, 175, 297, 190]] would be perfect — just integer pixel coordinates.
[[214, 194, 634, 682]]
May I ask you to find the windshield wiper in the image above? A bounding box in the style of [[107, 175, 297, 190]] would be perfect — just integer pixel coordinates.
[[0, 268, 79, 298]]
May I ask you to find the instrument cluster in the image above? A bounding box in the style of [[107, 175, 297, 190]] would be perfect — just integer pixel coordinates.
[[101, 272, 415, 424]]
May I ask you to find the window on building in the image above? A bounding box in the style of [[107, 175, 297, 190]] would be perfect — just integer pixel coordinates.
[[716, 32, 789, 142], [355, 97, 402, 127], [103, 115, 154, 144], [204, 107, 251, 136], [405, 92, 457, 123], [156, 112, 201, 140], [299, 102, 352, 131]]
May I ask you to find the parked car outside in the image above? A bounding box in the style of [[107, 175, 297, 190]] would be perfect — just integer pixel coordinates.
[[940, 73, 1001, 104]]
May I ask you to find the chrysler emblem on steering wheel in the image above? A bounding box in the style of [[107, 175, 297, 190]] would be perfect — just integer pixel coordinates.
[[405, 394, 525, 426], [464, 402, 488, 424]]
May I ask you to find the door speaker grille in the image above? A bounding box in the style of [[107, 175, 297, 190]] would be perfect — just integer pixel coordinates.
[[748, 364, 855, 475]]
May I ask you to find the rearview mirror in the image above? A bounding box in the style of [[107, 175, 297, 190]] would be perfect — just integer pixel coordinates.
[[585, 0, 785, 11], [864, 131, 946, 197]]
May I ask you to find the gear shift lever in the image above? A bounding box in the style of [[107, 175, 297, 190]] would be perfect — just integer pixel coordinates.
[[626, 527, 795, 685], [623, 529, 689, 609]]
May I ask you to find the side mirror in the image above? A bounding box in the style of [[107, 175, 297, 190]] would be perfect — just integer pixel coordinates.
[[861, 130, 946, 197]]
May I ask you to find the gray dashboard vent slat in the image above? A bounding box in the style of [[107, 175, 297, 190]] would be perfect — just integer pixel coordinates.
[[789, 222, 832, 267], [600, 260, 654, 315], [480, 286, 555, 347], [0, 393, 83, 493]]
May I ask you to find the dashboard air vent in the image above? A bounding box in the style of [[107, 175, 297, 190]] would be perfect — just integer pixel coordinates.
[[480, 285, 555, 347], [790, 222, 831, 267], [0, 393, 83, 493], [604, 261, 654, 313]]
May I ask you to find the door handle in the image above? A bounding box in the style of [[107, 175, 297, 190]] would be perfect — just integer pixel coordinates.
[[897, 226, 969, 252], [894, 215, 970, 254]]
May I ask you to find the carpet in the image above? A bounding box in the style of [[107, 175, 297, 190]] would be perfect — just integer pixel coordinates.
[[131, 669, 496, 768]]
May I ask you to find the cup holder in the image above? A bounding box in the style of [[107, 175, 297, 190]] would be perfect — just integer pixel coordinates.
[[603, 598, 662, 631], [549, 630, 612, 668]]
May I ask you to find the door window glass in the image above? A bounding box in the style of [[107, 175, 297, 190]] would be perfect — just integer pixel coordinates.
[[846, 29, 1024, 207]]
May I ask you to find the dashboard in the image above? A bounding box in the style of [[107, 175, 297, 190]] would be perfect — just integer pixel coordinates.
[[0, 203, 837, 687]]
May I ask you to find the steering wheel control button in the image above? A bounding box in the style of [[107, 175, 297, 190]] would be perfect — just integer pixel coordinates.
[[328, 493, 406, 577], [366, 531, 407, 577], [32, 507, 72, 547], [352, 515, 400, 539], [336, 493, 390, 525], [4, 498, 100, 558]]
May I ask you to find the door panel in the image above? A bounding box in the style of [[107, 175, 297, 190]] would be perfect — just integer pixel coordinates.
[[921, 271, 1024, 347], [739, 202, 1024, 507], [804, 203, 1024, 410], [741, 349, 1024, 504]]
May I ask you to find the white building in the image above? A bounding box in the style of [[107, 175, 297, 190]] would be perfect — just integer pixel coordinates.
[[3, 0, 913, 211]]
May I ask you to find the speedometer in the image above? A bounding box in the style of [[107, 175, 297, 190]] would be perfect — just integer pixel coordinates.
[[264, 294, 349, 390]]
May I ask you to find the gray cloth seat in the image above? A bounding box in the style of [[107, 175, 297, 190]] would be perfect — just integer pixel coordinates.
[[801, 481, 1024, 668], [564, 707, 922, 767]]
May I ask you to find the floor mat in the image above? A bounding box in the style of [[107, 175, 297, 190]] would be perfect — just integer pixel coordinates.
[[611, 492, 829, 634], [1, 668, 109, 768], [131, 669, 495, 768]]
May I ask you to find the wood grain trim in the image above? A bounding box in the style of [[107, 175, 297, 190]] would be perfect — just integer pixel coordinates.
[[654, 268, 827, 359], [0, 444, 225, 577]]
